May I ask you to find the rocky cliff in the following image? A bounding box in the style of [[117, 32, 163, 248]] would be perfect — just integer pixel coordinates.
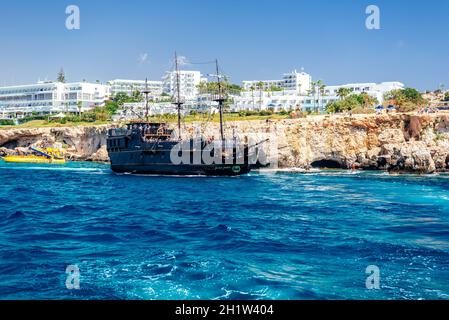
[[264, 113, 449, 174], [1, 114, 449, 173], [0, 125, 110, 162]]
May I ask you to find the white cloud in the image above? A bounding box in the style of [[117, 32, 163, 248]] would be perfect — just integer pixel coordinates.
[[138, 53, 149, 64], [176, 55, 190, 66], [396, 40, 405, 49]]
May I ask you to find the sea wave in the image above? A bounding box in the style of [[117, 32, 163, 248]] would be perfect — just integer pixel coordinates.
[[1, 161, 449, 299]]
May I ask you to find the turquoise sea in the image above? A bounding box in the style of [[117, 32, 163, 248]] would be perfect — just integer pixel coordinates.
[[0, 161, 449, 300]]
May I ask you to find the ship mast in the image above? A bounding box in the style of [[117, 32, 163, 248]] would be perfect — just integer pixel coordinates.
[[142, 77, 151, 121], [215, 59, 225, 142], [174, 52, 183, 140]]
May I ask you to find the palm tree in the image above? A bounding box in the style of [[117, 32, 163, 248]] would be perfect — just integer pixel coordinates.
[[250, 85, 256, 110], [57, 68, 66, 83], [76, 101, 82, 116], [197, 81, 208, 94], [256, 81, 264, 110], [309, 81, 321, 112], [309, 81, 316, 111], [337, 87, 351, 101], [315, 80, 326, 111]]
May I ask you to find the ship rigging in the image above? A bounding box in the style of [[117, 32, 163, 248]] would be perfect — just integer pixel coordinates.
[[106, 52, 262, 176]]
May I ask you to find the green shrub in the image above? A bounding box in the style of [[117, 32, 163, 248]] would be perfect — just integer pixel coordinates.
[[259, 110, 273, 116], [238, 110, 260, 117], [18, 115, 47, 124], [398, 101, 419, 113], [0, 119, 14, 126]]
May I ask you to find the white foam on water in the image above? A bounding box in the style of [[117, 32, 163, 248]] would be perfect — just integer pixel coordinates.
[[0, 164, 108, 174], [257, 167, 320, 173], [114, 172, 242, 178]]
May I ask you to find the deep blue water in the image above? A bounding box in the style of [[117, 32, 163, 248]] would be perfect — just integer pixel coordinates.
[[1, 161, 449, 300]]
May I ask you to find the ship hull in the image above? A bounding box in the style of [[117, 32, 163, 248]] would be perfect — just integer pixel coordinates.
[[110, 163, 251, 176], [107, 124, 253, 176]]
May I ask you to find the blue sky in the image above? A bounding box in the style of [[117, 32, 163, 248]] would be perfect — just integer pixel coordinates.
[[0, 0, 448, 90]]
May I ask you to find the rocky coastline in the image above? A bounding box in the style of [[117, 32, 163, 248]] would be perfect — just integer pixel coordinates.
[[1, 113, 449, 174]]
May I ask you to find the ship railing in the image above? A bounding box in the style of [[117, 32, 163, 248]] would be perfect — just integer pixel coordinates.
[[144, 133, 173, 139], [108, 128, 131, 137]]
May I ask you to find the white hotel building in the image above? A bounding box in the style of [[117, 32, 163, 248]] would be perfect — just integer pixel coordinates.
[[243, 70, 312, 95], [324, 82, 405, 105], [0, 71, 205, 118], [0, 81, 110, 118], [108, 79, 163, 97], [232, 70, 405, 112], [162, 70, 205, 100], [0, 69, 405, 118]]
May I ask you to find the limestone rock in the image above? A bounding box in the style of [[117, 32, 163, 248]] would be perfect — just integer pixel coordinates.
[[88, 145, 109, 163], [0, 125, 111, 162], [1, 114, 449, 173]]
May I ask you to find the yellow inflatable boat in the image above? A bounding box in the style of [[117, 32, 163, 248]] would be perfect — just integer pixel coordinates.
[[1, 147, 66, 164]]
